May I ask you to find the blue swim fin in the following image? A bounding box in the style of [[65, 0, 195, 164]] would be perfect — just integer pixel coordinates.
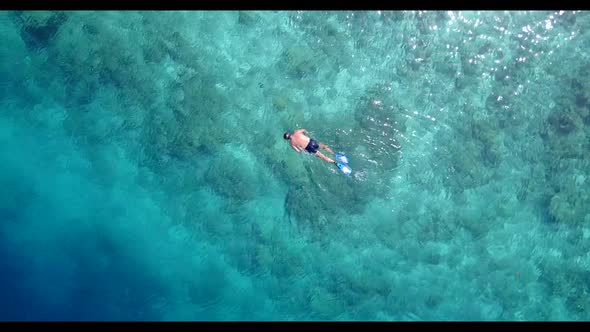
[[336, 162, 352, 176], [335, 153, 349, 164]]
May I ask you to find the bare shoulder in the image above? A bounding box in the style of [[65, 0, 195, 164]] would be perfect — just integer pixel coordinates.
[[294, 128, 307, 135]]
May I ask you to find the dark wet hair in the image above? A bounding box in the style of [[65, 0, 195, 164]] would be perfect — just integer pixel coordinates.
[[283, 132, 290, 140]]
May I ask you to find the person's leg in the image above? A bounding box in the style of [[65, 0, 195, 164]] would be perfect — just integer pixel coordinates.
[[315, 151, 335, 164], [319, 143, 334, 155]]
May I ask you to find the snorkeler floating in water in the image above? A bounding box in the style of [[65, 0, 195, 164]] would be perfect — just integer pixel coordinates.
[[283, 128, 352, 176], [284, 128, 336, 164]]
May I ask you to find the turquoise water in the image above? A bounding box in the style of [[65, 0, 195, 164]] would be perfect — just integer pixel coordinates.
[[1, 10, 589, 321]]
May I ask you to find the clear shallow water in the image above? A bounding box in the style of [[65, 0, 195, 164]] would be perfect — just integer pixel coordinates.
[[1, 10, 589, 321]]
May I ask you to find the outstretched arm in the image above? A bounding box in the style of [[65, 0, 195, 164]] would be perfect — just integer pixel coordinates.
[[291, 144, 302, 153]]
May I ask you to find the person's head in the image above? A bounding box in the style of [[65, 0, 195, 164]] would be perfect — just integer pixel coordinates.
[[283, 131, 291, 140]]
